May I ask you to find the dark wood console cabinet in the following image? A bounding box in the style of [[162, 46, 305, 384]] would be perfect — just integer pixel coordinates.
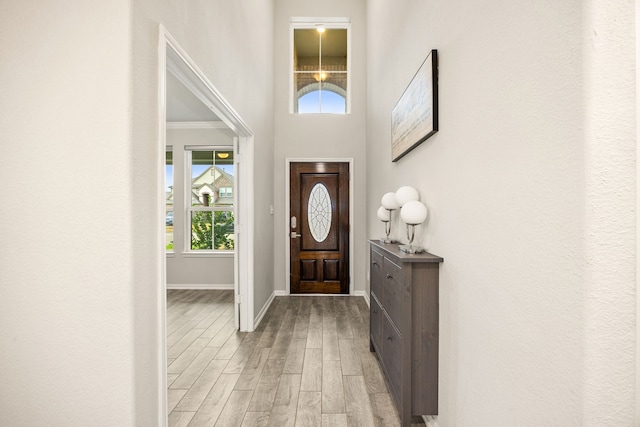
[[369, 240, 443, 426]]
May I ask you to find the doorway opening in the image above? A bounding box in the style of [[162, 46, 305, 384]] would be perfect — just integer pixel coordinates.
[[158, 26, 256, 422]]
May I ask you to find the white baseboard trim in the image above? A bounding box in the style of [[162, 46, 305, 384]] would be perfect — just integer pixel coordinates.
[[274, 290, 288, 296], [423, 415, 439, 426], [353, 290, 370, 307], [167, 283, 234, 290], [254, 291, 276, 328]]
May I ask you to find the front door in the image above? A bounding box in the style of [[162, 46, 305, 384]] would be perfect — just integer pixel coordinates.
[[290, 162, 349, 294]]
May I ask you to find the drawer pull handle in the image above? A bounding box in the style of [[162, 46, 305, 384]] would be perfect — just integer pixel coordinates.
[[387, 336, 392, 341], [373, 262, 379, 267], [386, 274, 392, 280], [372, 309, 378, 314]]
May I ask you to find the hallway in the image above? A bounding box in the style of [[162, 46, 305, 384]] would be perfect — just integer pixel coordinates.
[[167, 290, 426, 426]]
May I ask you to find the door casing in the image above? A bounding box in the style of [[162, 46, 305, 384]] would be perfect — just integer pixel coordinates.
[[285, 158, 354, 295]]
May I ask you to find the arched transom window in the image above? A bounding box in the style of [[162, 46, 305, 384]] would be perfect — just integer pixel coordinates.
[[291, 19, 350, 114]]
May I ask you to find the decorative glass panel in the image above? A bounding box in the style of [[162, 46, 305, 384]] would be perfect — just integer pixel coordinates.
[[308, 183, 332, 242]]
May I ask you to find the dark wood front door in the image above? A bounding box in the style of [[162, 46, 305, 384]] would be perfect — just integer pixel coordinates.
[[290, 162, 349, 294]]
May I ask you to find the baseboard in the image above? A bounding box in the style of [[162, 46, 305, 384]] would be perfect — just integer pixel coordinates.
[[167, 283, 234, 290], [274, 290, 288, 296], [353, 290, 370, 307], [254, 291, 276, 328], [423, 415, 439, 426]]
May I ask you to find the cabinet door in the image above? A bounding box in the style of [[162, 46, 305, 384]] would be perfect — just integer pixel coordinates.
[[370, 248, 384, 300], [382, 313, 402, 404], [383, 258, 403, 332], [370, 293, 383, 353]]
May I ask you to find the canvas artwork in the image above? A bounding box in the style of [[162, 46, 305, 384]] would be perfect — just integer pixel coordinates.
[[391, 49, 438, 161]]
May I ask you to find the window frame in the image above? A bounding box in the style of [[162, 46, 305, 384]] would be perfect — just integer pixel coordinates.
[[165, 146, 174, 253], [289, 17, 352, 114], [184, 146, 235, 254]]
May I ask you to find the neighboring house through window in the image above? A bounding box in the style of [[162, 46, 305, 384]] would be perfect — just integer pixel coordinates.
[[291, 18, 350, 114], [188, 148, 235, 251], [165, 147, 235, 253]]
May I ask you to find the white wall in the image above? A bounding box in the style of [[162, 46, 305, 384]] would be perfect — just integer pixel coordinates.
[[273, 0, 367, 294], [166, 128, 235, 288], [366, 0, 636, 425], [0, 1, 135, 425], [0, 0, 274, 425]]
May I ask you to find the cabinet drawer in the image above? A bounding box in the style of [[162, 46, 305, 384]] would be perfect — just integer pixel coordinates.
[[370, 293, 383, 354], [383, 258, 403, 332], [382, 313, 402, 403], [370, 248, 384, 300]]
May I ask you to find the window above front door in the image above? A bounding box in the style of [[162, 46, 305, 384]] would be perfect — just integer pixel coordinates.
[[290, 18, 351, 114]]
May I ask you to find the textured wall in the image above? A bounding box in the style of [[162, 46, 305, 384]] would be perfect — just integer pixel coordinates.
[[366, 0, 635, 425], [0, 1, 135, 425]]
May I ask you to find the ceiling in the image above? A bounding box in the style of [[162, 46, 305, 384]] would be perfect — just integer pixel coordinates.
[[295, 28, 347, 58], [166, 71, 222, 122]]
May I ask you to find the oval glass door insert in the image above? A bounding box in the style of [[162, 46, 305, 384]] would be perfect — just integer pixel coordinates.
[[308, 183, 332, 242]]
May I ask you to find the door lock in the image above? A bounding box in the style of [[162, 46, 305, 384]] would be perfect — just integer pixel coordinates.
[[290, 232, 302, 239]]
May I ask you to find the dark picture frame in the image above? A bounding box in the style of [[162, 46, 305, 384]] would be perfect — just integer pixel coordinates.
[[391, 49, 438, 161]]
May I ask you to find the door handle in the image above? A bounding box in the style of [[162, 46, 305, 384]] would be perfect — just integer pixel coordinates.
[[290, 232, 302, 239]]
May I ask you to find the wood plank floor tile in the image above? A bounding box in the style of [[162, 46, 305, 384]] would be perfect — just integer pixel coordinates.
[[168, 328, 206, 359], [214, 389, 254, 427], [343, 375, 375, 426], [356, 339, 388, 394], [170, 346, 220, 390], [188, 373, 240, 427], [322, 327, 340, 361], [321, 360, 345, 414], [174, 358, 228, 411], [201, 313, 234, 338], [214, 329, 247, 360], [370, 392, 401, 427], [300, 348, 322, 392], [168, 373, 180, 387], [295, 391, 322, 426], [268, 303, 298, 360], [306, 317, 323, 349], [223, 333, 261, 373], [292, 297, 311, 339], [266, 374, 301, 427], [167, 337, 209, 374], [207, 316, 237, 348], [283, 338, 306, 374], [338, 339, 362, 376], [321, 414, 348, 427], [168, 388, 187, 413], [168, 411, 195, 427], [235, 347, 271, 390], [334, 297, 354, 340], [241, 411, 270, 427], [247, 359, 285, 412]]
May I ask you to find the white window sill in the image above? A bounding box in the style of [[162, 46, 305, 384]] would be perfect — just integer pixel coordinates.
[[181, 251, 234, 258], [166, 251, 175, 258]]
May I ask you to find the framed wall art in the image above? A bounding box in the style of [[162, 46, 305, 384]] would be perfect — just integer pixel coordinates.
[[391, 49, 438, 161]]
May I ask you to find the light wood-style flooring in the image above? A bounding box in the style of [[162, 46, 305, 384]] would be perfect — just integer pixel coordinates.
[[167, 289, 426, 426]]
